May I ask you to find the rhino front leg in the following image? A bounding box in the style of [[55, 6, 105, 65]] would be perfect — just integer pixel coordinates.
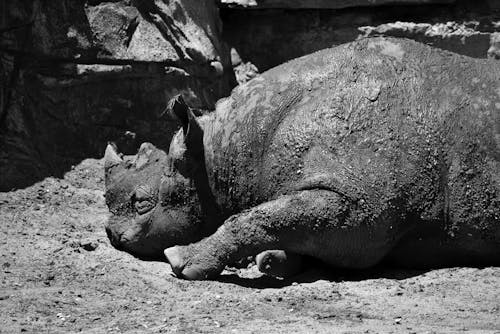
[[165, 189, 393, 280]]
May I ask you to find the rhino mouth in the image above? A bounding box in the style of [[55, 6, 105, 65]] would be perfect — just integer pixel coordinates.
[[105, 211, 159, 258], [105, 225, 124, 251]]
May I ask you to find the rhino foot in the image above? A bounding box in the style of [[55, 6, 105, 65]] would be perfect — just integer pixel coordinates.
[[164, 246, 206, 280], [164, 242, 226, 280], [256, 250, 304, 278], [164, 247, 186, 277]]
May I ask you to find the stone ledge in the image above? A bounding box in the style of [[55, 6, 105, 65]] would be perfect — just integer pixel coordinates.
[[359, 21, 499, 59], [218, 0, 455, 9]]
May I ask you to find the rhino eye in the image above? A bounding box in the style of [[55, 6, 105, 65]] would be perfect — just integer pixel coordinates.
[[131, 185, 157, 215]]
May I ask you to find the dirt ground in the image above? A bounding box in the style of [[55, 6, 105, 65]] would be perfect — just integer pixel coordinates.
[[1, 158, 499, 334]]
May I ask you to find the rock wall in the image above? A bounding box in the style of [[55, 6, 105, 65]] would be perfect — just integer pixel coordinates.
[[218, 0, 455, 9], [0, 0, 235, 190], [221, 0, 499, 73]]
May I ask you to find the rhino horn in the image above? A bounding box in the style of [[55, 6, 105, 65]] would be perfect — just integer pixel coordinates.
[[132, 142, 156, 169], [104, 142, 123, 167], [104, 142, 126, 186]]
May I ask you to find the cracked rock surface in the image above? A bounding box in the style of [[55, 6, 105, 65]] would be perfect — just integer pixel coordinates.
[[0, 0, 235, 191]]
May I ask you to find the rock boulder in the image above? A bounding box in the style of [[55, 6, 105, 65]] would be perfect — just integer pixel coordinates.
[[0, 0, 235, 191]]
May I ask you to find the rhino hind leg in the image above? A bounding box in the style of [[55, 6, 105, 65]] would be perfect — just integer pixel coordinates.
[[256, 250, 305, 278], [227, 250, 305, 277], [164, 189, 401, 280]]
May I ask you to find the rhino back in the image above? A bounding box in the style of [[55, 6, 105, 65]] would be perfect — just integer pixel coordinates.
[[204, 37, 500, 234]]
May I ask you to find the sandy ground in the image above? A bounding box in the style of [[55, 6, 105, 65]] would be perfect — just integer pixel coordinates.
[[1, 158, 499, 334]]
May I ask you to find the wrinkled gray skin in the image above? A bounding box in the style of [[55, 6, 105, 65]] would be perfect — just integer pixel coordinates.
[[105, 37, 500, 280]]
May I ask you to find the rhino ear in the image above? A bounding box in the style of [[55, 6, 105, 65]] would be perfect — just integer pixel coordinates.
[[168, 94, 191, 134], [168, 95, 203, 159]]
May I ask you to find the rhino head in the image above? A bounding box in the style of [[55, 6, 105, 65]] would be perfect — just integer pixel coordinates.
[[104, 96, 222, 259]]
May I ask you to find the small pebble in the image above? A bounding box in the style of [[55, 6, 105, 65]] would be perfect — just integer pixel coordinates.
[[80, 240, 98, 251]]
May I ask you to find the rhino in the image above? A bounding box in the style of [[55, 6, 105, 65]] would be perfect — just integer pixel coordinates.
[[104, 37, 500, 280]]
